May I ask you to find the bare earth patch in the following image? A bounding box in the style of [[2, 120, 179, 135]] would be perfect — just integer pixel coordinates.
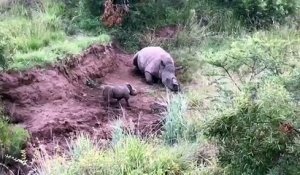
[[0, 44, 166, 158]]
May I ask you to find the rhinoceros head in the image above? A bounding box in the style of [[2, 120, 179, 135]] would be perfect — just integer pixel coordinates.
[[159, 61, 180, 92]]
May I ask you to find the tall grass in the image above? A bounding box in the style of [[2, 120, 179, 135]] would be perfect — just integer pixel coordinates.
[[0, 115, 29, 164], [10, 34, 110, 70], [162, 93, 188, 144], [34, 125, 220, 175], [0, 0, 110, 71], [0, 0, 64, 51]]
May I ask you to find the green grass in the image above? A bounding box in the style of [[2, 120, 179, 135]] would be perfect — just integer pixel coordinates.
[[162, 93, 189, 144], [0, 116, 29, 161], [0, 0, 110, 71], [10, 34, 110, 70], [34, 130, 220, 175]]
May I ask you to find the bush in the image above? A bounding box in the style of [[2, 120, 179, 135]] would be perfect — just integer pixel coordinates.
[[170, 46, 206, 83], [0, 34, 11, 70], [218, 0, 299, 27], [110, 0, 197, 51], [62, 0, 106, 33], [61, 0, 244, 51], [204, 28, 300, 91], [192, 0, 243, 32], [284, 69, 300, 101], [205, 79, 300, 175], [0, 117, 29, 161], [0, 27, 15, 70], [197, 25, 300, 175]]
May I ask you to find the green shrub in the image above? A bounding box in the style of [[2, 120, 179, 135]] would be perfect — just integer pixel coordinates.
[[0, 117, 29, 160], [218, 0, 299, 27], [267, 137, 300, 175], [65, 0, 105, 32], [200, 26, 300, 175], [61, 0, 243, 51], [284, 69, 300, 101], [192, 0, 243, 32], [205, 28, 300, 90], [77, 0, 104, 17], [110, 0, 197, 51], [205, 79, 300, 175], [0, 33, 11, 70]]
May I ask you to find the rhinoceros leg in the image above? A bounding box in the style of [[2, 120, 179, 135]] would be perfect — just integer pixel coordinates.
[[132, 54, 143, 74], [133, 54, 138, 68], [145, 72, 153, 84], [125, 98, 130, 107]]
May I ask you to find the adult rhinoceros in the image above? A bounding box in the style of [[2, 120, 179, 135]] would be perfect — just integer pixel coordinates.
[[133, 46, 180, 92]]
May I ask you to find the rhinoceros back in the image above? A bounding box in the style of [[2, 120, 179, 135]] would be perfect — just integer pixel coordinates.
[[136, 47, 174, 78]]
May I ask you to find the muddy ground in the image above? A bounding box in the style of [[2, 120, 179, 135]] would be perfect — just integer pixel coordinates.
[[0, 43, 173, 163]]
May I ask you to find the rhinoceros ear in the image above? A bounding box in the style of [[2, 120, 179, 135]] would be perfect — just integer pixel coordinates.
[[126, 83, 132, 90], [160, 60, 165, 67]]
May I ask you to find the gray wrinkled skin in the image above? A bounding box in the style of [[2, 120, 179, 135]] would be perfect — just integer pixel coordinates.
[[133, 47, 180, 92], [102, 83, 137, 107]]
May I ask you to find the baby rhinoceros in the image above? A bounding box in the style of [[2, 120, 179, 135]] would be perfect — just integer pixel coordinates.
[[133, 46, 180, 92], [102, 83, 137, 107]]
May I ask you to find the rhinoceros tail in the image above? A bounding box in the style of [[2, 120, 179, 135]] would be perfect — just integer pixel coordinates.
[[132, 53, 139, 68]]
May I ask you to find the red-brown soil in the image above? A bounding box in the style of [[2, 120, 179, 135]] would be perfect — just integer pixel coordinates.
[[0, 44, 167, 158]]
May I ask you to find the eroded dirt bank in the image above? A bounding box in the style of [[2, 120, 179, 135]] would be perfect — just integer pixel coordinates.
[[0, 44, 166, 158]]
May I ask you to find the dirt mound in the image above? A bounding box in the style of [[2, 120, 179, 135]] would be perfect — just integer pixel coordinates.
[[0, 44, 166, 157]]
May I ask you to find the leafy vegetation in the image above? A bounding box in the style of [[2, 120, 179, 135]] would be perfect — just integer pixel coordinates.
[[218, 0, 300, 27], [206, 79, 300, 174], [0, 116, 29, 162], [197, 25, 300, 175], [204, 27, 300, 89]]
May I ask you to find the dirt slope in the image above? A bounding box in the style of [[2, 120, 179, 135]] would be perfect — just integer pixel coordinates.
[[0, 44, 166, 156]]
